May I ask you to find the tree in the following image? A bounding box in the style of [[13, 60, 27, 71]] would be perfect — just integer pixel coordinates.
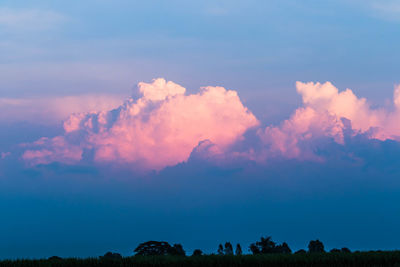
[[235, 244, 242, 255], [330, 248, 341, 253], [249, 237, 292, 255], [218, 244, 224, 255], [224, 242, 233, 255], [250, 236, 276, 254], [170, 244, 186, 256], [341, 247, 351, 253], [249, 243, 260, 255], [294, 249, 306, 254], [276, 242, 292, 254], [192, 249, 203, 256], [134, 241, 173, 256], [308, 240, 325, 253]]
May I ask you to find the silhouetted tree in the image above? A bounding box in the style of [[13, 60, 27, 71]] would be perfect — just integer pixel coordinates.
[[294, 249, 306, 254], [308, 240, 325, 253], [330, 248, 341, 253], [170, 244, 186, 256], [218, 244, 224, 255], [224, 242, 233, 255], [275, 242, 292, 254], [134, 241, 173, 256], [101, 252, 122, 259], [249, 236, 276, 254], [249, 243, 260, 255], [250, 236, 291, 254], [192, 249, 203, 256], [235, 244, 242, 255], [341, 247, 351, 253]]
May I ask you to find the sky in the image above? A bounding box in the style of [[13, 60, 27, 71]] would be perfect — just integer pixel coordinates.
[[1, 0, 400, 259]]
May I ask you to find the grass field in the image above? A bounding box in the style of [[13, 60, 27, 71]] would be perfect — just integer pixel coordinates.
[[2, 252, 400, 267]]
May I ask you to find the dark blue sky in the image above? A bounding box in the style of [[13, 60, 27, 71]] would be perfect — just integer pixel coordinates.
[[2, 136, 400, 258]]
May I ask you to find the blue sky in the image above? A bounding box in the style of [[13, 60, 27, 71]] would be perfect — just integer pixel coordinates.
[[1, 0, 400, 121], [1, 0, 400, 259]]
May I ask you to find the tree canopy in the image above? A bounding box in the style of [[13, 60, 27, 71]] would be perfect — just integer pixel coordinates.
[[134, 241, 185, 256], [249, 236, 292, 254]]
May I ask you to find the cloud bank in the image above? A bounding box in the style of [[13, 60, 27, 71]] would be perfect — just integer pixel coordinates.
[[21, 78, 400, 170], [23, 78, 259, 169], [257, 81, 400, 160]]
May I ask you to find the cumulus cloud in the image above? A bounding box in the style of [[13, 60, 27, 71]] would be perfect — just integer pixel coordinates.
[[22, 79, 400, 170], [257, 81, 400, 159], [23, 78, 259, 170], [190, 81, 400, 165]]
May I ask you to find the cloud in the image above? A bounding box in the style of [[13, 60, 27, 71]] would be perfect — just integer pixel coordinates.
[[0, 8, 66, 32], [22, 78, 259, 169], [21, 79, 400, 171], [191, 81, 400, 164], [22, 137, 82, 165], [0, 152, 10, 159], [0, 94, 126, 124], [256, 81, 400, 160]]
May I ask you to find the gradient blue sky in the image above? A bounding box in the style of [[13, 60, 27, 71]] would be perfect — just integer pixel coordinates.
[[1, 0, 400, 122], [1, 0, 400, 259]]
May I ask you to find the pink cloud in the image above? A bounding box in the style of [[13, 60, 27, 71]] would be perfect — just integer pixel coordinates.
[[258, 106, 345, 159], [22, 137, 82, 165], [22, 79, 400, 170], [1, 152, 10, 159], [23, 78, 259, 169], [257, 81, 400, 159]]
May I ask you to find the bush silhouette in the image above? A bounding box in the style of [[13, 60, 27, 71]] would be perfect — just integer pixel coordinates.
[[192, 249, 203, 256], [101, 252, 122, 259], [341, 247, 351, 253], [308, 240, 325, 253], [295, 249, 306, 254]]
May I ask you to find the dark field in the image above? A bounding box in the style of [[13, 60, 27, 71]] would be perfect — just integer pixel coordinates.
[[3, 252, 400, 267]]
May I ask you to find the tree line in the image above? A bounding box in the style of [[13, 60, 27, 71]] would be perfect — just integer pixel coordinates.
[[101, 236, 351, 259]]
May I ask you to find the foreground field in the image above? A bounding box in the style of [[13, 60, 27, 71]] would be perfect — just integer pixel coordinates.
[[2, 252, 400, 267]]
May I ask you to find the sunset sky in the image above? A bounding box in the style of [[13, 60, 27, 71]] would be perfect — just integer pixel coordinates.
[[1, 0, 400, 259]]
